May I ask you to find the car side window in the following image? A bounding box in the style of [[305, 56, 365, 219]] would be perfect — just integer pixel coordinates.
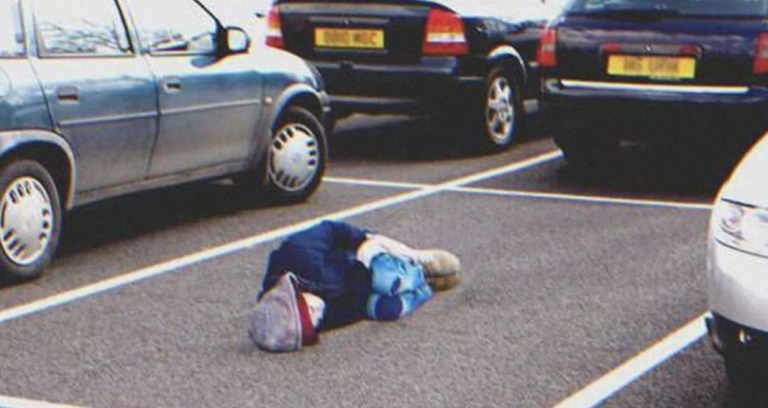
[[129, 0, 219, 55], [0, 0, 25, 58], [33, 0, 132, 57]]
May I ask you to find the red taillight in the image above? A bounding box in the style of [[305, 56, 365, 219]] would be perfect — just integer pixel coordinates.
[[600, 43, 621, 54], [537, 27, 558, 68], [266, 5, 284, 49], [423, 9, 468, 56], [754, 33, 768, 74]]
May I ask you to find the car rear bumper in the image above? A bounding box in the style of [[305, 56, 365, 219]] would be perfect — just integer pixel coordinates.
[[312, 57, 485, 114], [541, 79, 768, 142]]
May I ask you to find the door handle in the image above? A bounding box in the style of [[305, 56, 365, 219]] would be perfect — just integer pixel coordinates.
[[162, 77, 182, 92], [56, 86, 80, 103]]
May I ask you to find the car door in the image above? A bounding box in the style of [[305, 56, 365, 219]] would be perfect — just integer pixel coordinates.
[[30, 0, 159, 192], [127, 0, 263, 178]]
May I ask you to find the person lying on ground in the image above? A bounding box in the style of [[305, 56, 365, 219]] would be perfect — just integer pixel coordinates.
[[248, 220, 461, 352]]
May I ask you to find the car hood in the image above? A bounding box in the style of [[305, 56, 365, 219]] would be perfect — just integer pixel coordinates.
[[719, 134, 768, 207]]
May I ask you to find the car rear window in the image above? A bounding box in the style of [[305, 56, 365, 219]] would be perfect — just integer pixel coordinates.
[[565, 0, 768, 17]]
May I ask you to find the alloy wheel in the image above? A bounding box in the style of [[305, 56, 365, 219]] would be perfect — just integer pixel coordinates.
[[0, 176, 54, 266], [485, 76, 516, 145]]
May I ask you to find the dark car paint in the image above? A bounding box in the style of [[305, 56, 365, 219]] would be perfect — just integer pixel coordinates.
[[550, 16, 768, 85], [542, 12, 768, 145], [274, 0, 550, 115]]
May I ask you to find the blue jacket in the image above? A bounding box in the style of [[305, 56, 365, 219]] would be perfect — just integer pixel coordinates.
[[264, 220, 370, 299], [262, 221, 432, 329], [263, 221, 371, 329]]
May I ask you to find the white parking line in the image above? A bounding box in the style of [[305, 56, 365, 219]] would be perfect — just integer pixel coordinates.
[[551, 314, 708, 408], [323, 177, 426, 190], [446, 186, 713, 211], [0, 395, 87, 408], [323, 177, 713, 211], [0, 150, 561, 327]]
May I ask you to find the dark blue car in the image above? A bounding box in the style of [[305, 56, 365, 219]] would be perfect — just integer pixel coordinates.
[[539, 0, 768, 169], [267, 0, 558, 150]]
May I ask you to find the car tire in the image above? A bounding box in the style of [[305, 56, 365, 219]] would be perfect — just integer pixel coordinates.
[[476, 66, 524, 151], [236, 106, 327, 203], [0, 159, 62, 282], [725, 353, 765, 388], [432, 66, 523, 153]]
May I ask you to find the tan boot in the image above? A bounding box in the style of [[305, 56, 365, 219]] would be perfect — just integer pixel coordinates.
[[427, 273, 461, 291], [413, 249, 461, 291]]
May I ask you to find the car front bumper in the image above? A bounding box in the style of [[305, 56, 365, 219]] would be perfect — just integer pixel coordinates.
[[541, 79, 768, 143], [708, 241, 768, 356]]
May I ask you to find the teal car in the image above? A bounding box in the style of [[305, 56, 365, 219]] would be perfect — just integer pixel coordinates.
[[0, 0, 329, 280]]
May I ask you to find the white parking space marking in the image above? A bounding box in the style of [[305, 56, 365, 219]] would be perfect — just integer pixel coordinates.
[[551, 314, 708, 408], [0, 151, 561, 327], [324, 178, 714, 211], [446, 186, 713, 211], [323, 177, 426, 190], [0, 395, 87, 408]]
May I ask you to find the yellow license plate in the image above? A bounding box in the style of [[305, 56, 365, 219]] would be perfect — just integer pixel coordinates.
[[315, 28, 384, 49], [607, 55, 696, 79]]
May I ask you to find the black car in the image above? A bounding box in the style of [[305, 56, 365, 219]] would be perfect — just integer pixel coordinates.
[[540, 0, 768, 169], [266, 0, 556, 150]]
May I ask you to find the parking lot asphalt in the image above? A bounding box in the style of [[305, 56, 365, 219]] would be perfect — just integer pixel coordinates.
[[0, 114, 745, 408]]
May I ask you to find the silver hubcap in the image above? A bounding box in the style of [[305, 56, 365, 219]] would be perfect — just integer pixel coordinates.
[[269, 123, 320, 192], [0, 177, 53, 266], [486, 76, 516, 145]]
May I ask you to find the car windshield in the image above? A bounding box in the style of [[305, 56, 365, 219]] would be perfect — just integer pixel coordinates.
[[565, 0, 768, 17]]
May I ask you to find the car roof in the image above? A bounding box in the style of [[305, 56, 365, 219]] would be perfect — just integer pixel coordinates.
[[275, 0, 561, 20]]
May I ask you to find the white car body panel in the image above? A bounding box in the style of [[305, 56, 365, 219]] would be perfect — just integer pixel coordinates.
[[709, 135, 768, 332]]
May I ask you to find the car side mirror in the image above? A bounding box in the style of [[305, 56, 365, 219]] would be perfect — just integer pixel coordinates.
[[226, 27, 251, 55]]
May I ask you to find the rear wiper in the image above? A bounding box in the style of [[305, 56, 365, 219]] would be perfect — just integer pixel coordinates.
[[581, 4, 682, 19]]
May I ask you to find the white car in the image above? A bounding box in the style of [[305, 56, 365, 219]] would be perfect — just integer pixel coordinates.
[[707, 135, 768, 387]]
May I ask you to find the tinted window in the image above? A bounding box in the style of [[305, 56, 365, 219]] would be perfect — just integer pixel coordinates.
[[131, 0, 218, 55], [566, 0, 768, 16], [34, 0, 132, 56], [0, 0, 25, 58]]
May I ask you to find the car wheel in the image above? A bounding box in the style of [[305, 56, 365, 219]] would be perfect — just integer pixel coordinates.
[[237, 106, 327, 203], [478, 66, 523, 151], [725, 352, 765, 387], [0, 159, 62, 281], [725, 354, 768, 405]]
